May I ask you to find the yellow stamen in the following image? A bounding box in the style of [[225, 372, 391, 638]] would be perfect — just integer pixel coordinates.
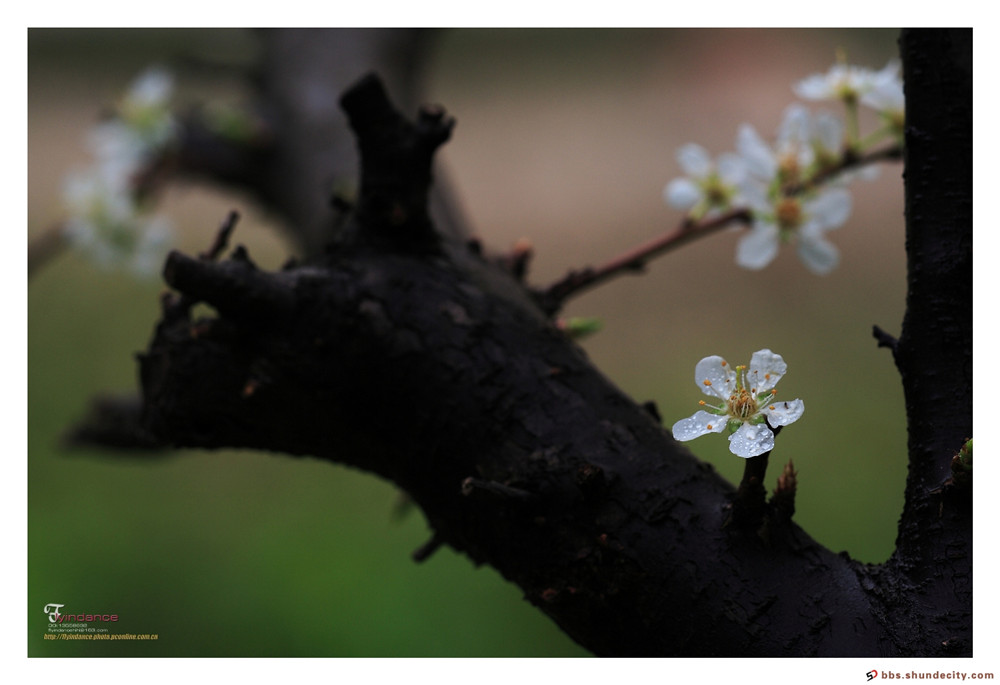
[[776, 197, 803, 230]]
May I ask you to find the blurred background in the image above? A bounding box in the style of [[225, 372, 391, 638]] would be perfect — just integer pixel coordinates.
[[28, 28, 906, 656]]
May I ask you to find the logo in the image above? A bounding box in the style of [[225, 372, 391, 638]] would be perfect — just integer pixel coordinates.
[[867, 670, 878, 681], [42, 602, 118, 624], [43, 603, 64, 623]]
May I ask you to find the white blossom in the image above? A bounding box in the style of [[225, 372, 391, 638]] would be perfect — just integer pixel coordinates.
[[664, 143, 748, 218], [84, 68, 176, 178], [861, 63, 905, 140], [793, 59, 899, 105], [60, 66, 178, 278], [803, 110, 879, 183], [61, 168, 173, 278], [116, 66, 177, 152], [737, 105, 816, 187], [672, 350, 804, 458], [737, 186, 852, 274], [731, 105, 857, 273]]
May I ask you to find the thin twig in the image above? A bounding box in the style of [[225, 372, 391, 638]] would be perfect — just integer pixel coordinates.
[[536, 144, 902, 315], [199, 210, 241, 261], [784, 144, 903, 195], [411, 533, 445, 563], [163, 210, 242, 322], [538, 208, 751, 314], [872, 324, 899, 352]]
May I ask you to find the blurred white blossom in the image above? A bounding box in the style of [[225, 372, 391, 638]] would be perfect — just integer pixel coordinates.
[[737, 105, 816, 187], [810, 110, 879, 183], [793, 59, 900, 105], [730, 105, 857, 273], [115, 67, 177, 153], [62, 168, 173, 278], [664, 143, 748, 218], [861, 64, 905, 141], [658, 58, 900, 275], [60, 66, 177, 278], [737, 185, 851, 274]]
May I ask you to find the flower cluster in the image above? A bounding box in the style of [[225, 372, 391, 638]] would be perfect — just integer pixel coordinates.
[[671, 349, 804, 458], [664, 58, 903, 274], [61, 67, 177, 277]]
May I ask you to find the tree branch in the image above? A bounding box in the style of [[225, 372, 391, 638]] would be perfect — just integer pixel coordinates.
[[857, 29, 972, 656], [536, 209, 751, 315]]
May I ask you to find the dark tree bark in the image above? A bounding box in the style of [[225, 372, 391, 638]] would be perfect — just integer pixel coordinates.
[[173, 28, 468, 259], [860, 28, 973, 657], [93, 29, 972, 656]]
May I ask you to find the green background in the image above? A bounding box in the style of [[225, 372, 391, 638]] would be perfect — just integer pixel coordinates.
[[29, 28, 906, 656]]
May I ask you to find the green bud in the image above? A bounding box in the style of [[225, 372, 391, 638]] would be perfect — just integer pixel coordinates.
[[562, 317, 603, 340], [204, 102, 262, 143], [951, 438, 972, 485]]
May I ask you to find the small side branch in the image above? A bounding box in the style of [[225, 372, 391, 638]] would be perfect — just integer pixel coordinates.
[[770, 459, 797, 524], [63, 393, 165, 452], [537, 208, 751, 315], [338, 73, 455, 249], [163, 247, 293, 323], [783, 144, 903, 196], [162, 211, 242, 324], [199, 210, 241, 261], [412, 533, 445, 563], [872, 324, 899, 352]]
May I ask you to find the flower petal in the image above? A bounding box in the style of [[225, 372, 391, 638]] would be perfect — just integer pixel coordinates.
[[126, 67, 174, 109], [736, 124, 777, 181], [672, 411, 728, 442], [797, 232, 840, 274], [676, 143, 712, 178], [728, 422, 775, 458], [736, 224, 779, 270], [747, 349, 787, 393], [716, 153, 747, 186], [763, 399, 805, 427], [812, 111, 844, 153], [778, 104, 810, 148], [806, 188, 852, 229], [861, 76, 904, 113], [793, 69, 840, 100], [664, 178, 701, 210], [694, 355, 736, 399], [737, 179, 770, 213]]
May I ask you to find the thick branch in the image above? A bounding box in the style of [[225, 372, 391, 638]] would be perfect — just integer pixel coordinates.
[[134, 73, 940, 657], [856, 29, 972, 656], [896, 28, 972, 517]]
